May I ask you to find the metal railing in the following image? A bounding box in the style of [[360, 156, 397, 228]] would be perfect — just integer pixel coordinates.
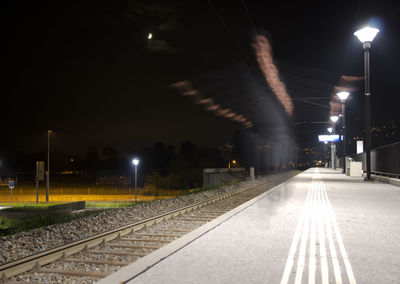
[[349, 141, 400, 179]]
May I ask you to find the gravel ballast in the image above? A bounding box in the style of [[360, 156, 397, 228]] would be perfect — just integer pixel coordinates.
[[0, 178, 274, 265]]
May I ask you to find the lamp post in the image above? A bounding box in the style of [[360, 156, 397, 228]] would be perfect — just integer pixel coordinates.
[[337, 91, 350, 174], [46, 130, 52, 202], [132, 158, 139, 202], [330, 116, 339, 170], [354, 26, 379, 180]]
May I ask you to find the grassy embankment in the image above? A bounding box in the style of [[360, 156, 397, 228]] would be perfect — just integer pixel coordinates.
[[0, 180, 241, 236], [0, 185, 181, 202]]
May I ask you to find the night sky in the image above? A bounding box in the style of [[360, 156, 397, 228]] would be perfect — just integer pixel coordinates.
[[3, 0, 400, 158]]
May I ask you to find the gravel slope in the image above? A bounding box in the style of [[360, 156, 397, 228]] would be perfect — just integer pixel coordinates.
[[0, 178, 276, 265]]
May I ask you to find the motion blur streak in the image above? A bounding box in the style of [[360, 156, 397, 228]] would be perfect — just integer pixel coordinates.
[[252, 34, 294, 117], [170, 31, 298, 171], [171, 80, 254, 128], [330, 75, 363, 116]]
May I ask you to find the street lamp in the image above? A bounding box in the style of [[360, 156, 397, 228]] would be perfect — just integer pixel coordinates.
[[354, 26, 379, 180], [327, 127, 333, 133], [330, 115, 339, 123], [329, 116, 339, 170], [337, 91, 350, 174], [46, 130, 52, 202], [132, 158, 139, 202]]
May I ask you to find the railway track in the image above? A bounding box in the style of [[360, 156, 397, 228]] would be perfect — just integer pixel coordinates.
[[1, 172, 297, 283]]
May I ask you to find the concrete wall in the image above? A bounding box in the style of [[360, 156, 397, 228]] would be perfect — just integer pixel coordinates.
[[203, 168, 248, 187]]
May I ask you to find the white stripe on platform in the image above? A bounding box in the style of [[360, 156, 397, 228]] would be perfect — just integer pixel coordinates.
[[280, 176, 313, 284], [308, 185, 317, 284], [317, 183, 329, 284], [321, 179, 357, 284], [319, 179, 342, 284], [280, 168, 357, 284], [294, 187, 313, 284]]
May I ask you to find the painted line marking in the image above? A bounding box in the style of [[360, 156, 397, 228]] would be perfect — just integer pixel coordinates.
[[280, 168, 357, 284]]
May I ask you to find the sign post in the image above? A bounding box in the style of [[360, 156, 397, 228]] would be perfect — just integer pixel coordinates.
[[36, 161, 45, 203], [9, 180, 15, 203]]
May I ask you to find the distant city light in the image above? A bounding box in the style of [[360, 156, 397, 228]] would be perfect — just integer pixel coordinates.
[[354, 26, 379, 43], [148, 33, 152, 40], [318, 135, 340, 142]]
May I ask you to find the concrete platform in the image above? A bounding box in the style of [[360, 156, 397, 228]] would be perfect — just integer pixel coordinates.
[[98, 168, 400, 284]]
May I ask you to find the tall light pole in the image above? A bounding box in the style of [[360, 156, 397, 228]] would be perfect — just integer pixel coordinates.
[[354, 26, 379, 180], [326, 128, 332, 167], [330, 116, 339, 170], [337, 91, 350, 174], [132, 158, 139, 202], [46, 130, 52, 202]]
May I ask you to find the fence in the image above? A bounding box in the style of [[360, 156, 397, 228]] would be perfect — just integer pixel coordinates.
[[349, 141, 400, 178], [0, 184, 183, 202]]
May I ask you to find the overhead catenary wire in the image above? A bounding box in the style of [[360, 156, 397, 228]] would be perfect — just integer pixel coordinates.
[[207, 0, 254, 67], [295, 98, 331, 110], [240, 0, 256, 31], [293, 97, 332, 100]]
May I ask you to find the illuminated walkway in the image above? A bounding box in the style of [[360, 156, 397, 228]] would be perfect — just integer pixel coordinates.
[[99, 168, 400, 284]]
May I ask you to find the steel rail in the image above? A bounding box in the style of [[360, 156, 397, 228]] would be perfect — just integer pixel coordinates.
[[0, 178, 278, 281]]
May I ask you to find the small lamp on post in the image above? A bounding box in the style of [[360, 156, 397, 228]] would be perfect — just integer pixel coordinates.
[[354, 26, 379, 180], [329, 116, 339, 170], [132, 158, 139, 202], [337, 91, 350, 174]]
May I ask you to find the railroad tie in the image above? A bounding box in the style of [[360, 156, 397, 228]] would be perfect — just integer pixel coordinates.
[[158, 229, 191, 233], [107, 243, 160, 250], [89, 250, 147, 257], [176, 218, 211, 222], [63, 258, 130, 267], [121, 238, 171, 243], [4, 281, 37, 284], [35, 269, 111, 278], [189, 215, 218, 218], [132, 233, 182, 238]]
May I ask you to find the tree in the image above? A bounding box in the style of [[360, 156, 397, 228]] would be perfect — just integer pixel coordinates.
[[102, 146, 119, 169], [179, 141, 198, 162], [85, 146, 100, 178], [218, 143, 234, 168]]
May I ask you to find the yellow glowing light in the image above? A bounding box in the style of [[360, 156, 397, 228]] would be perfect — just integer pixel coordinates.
[[148, 33, 152, 39]]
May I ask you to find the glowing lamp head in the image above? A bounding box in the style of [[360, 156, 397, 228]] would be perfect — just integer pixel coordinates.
[[330, 116, 339, 123], [132, 159, 139, 166], [148, 33, 152, 40], [232, 160, 236, 164], [336, 91, 350, 102], [327, 127, 333, 133], [354, 26, 379, 43]]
